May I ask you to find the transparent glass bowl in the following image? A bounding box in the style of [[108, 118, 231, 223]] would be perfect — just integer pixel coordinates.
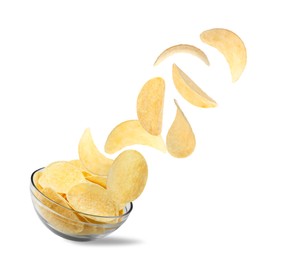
[[30, 168, 133, 241]]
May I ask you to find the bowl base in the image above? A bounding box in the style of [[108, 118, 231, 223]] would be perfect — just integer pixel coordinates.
[[37, 212, 107, 241]]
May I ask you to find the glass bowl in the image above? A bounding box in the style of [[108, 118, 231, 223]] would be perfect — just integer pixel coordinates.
[[30, 168, 133, 241]]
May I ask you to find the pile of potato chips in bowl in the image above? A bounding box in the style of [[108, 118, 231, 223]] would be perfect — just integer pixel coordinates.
[[30, 166, 134, 241], [30, 138, 149, 241]]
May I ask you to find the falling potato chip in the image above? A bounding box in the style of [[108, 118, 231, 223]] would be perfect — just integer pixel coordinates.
[[85, 175, 107, 189], [104, 120, 166, 154], [154, 44, 210, 66], [38, 161, 86, 194], [67, 182, 118, 222], [78, 128, 113, 176], [137, 77, 165, 135], [200, 28, 247, 82], [38, 187, 84, 234], [166, 100, 196, 158], [172, 63, 217, 108], [107, 150, 148, 205]]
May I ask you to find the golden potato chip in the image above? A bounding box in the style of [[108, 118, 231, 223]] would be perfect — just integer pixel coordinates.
[[172, 63, 217, 108], [69, 159, 100, 180], [107, 150, 148, 205], [69, 159, 85, 170], [137, 77, 165, 135], [67, 182, 118, 222], [166, 100, 196, 158], [75, 207, 116, 226], [38, 161, 86, 194], [78, 128, 113, 176], [74, 212, 105, 234], [200, 28, 247, 82], [78, 224, 105, 236], [104, 120, 166, 154], [154, 44, 210, 66], [85, 175, 107, 189], [39, 187, 84, 234], [69, 159, 107, 188]]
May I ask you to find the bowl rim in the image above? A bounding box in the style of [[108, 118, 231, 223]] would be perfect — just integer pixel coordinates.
[[30, 167, 133, 220]]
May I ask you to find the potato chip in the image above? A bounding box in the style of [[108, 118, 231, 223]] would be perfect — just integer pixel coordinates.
[[166, 100, 196, 158], [38, 187, 84, 234], [107, 150, 148, 205], [38, 161, 86, 194], [78, 224, 105, 236], [78, 128, 113, 176], [85, 175, 107, 189], [69, 159, 85, 170], [172, 63, 217, 108], [69, 159, 101, 181], [137, 77, 165, 135], [67, 182, 118, 222], [104, 120, 166, 154], [154, 44, 210, 66], [69, 159, 107, 188], [73, 212, 106, 234], [200, 28, 247, 82]]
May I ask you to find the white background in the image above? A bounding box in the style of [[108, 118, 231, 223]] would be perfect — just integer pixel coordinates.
[[1, 0, 283, 259]]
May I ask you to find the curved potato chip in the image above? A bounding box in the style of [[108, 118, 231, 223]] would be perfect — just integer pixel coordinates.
[[107, 150, 148, 205], [154, 44, 210, 66], [166, 100, 196, 158], [78, 224, 105, 236], [69, 159, 103, 183], [200, 28, 247, 82], [104, 120, 166, 154], [67, 183, 118, 222], [137, 77, 165, 135], [69, 160, 85, 170], [38, 162, 86, 194], [39, 187, 84, 234], [78, 128, 113, 176], [172, 63, 217, 108], [85, 175, 107, 189]]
